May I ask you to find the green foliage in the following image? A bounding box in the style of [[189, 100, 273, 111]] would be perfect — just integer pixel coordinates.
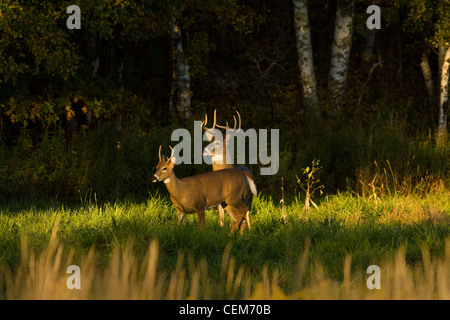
[[431, 1, 450, 48], [296, 159, 324, 212], [0, 0, 449, 203], [0, 95, 60, 129], [0, 126, 165, 201], [0, 0, 80, 84], [0, 0, 266, 135], [185, 32, 216, 79], [386, 0, 450, 48], [77, 0, 174, 41]]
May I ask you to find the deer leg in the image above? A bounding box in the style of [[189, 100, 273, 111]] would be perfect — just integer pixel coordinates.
[[243, 193, 253, 231], [229, 212, 245, 234], [218, 204, 225, 227], [174, 206, 186, 226], [177, 212, 186, 226], [222, 202, 242, 229], [228, 202, 249, 234], [245, 211, 251, 230], [223, 206, 238, 225], [238, 211, 251, 234], [228, 209, 250, 232], [197, 209, 206, 230]]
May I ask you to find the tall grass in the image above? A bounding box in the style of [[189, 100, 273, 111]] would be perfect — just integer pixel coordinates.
[[0, 187, 448, 299], [2, 226, 450, 300]]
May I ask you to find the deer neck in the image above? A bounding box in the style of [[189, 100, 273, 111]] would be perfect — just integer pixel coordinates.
[[212, 162, 234, 171], [211, 143, 234, 171], [162, 171, 182, 196]]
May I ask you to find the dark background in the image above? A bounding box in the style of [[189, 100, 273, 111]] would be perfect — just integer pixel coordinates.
[[0, 0, 448, 202]]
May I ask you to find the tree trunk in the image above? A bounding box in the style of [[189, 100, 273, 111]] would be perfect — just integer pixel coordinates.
[[328, 0, 354, 111], [439, 46, 448, 79], [420, 53, 434, 98], [169, 18, 192, 119], [437, 46, 450, 143], [169, 18, 178, 115], [292, 0, 319, 115]]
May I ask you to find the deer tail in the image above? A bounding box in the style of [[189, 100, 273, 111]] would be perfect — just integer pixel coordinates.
[[244, 172, 257, 196]]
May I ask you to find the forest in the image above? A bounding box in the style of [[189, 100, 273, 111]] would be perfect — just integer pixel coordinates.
[[0, 0, 449, 200], [0, 0, 450, 301]]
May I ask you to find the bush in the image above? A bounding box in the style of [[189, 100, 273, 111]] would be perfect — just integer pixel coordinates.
[[0, 115, 449, 203], [0, 125, 164, 202]]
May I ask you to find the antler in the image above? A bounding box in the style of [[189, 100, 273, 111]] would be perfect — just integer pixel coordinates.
[[201, 109, 217, 131], [158, 145, 175, 163], [235, 110, 241, 131], [216, 110, 241, 131], [167, 145, 175, 163]]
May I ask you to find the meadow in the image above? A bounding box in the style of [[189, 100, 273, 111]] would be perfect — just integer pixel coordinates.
[[1, 184, 450, 299], [1, 119, 450, 300], [1, 0, 450, 302]]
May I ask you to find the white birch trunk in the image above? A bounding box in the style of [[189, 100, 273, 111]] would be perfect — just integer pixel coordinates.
[[439, 46, 448, 79], [328, 0, 354, 109], [176, 52, 192, 119], [438, 46, 450, 141], [420, 53, 434, 98], [293, 0, 319, 113], [170, 18, 192, 119], [169, 18, 178, 115]]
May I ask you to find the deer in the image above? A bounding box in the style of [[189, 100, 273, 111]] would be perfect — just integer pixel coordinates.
[[152, 145, 257, 233], [201, 110, 255, 230]]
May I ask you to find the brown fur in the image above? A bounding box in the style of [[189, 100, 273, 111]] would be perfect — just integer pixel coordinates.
[[153, 154, 254, 233], [205, 132, 255, 231]]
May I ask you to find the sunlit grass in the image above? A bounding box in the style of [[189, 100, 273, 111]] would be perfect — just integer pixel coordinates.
[[2, 229, 450, 299], [0, 187, 449, 299]]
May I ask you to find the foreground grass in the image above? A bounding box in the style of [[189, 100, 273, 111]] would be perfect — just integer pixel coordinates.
[[1, 189, 450, 299]]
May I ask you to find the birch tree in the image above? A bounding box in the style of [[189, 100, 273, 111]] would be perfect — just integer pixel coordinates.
[[438, 46, 450, 142], [169, 17, 192, 119], [407, 0, 449, 142], [434, 0, 449, 143], [293, 0, 319, 115], [420, 53, 435, 98], [328, 0, 354, 111]]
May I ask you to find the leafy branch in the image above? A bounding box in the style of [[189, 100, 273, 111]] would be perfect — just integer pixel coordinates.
[[296, 159, 324, 213]]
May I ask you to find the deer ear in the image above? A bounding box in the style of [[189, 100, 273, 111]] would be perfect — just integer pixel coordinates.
[[204, 130, 215, 142], [225, 130, 234, 142], [170, 155, 177, 164], [161, 154, 167, 162]]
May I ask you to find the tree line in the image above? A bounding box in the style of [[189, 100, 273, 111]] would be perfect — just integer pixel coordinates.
[[0, 0, 448, 142]]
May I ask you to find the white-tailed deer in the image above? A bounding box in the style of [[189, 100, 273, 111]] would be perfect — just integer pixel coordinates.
[[152, 145, 257, 233], [201, 110, 255, 230]]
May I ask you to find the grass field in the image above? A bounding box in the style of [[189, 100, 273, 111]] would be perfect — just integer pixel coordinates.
[[1, 183, 450, 299]]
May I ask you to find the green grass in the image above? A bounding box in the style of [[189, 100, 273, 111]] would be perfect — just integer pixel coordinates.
[[1, 188, 449, 298]]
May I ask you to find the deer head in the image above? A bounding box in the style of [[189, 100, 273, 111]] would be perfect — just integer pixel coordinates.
[[152, 145, 176, 183], [201, 110, 241, 165]]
